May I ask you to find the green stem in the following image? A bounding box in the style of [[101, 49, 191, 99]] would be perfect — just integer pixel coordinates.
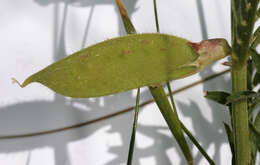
[[167, 83, 215, 165], [127, 88, 140, 165], [166, 83, 176, 112], [149, 87, 193, 165], [231, 66, 250, 165], [153, 0, 160, 33], [180, 122, 215, 165], [230, 0, 258, 164]]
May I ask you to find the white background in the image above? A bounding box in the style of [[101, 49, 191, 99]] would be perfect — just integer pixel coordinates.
[[1, 0, 258, 165]]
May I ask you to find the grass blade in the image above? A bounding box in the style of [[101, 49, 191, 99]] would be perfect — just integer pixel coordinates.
[[153, 0, 160, 33], [127, 88, 140, 165], [180, 122, 215, 165], [251, 26, 260, 49], [223, 122, 235, 165], [149, 87, 193, 165]]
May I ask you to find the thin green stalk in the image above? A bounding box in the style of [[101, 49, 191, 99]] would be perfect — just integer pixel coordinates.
[[231, 0, 258, 164], [127, 88, 140, 165], [152, 1, 193, 164], [167, 83, 215, 165], [149, 87, 193, 165], [180, 122, 215, 165], [153, 0, 160, 33], [166, 83, 177, 112]]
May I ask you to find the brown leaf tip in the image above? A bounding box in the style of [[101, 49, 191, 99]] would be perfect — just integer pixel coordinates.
[[116, 0, 127, 16], [189, 39, 223, 53], [11, 78, 23, 88]]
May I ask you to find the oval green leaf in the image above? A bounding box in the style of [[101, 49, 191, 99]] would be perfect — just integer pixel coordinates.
[[19, 33, 230, 98]]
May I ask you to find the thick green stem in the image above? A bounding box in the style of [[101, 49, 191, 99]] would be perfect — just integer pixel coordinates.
[[231, 65, 250, 165], [230, 0, 258, 164]]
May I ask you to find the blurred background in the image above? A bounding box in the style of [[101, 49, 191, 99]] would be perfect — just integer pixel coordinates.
[[1, 0, 255, 164]]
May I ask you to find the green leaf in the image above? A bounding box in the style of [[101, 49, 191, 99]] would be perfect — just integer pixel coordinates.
[[248, 115, 259, 158], [253, 72, 260, 86], [18, 34, 230, 98], [249, 122, 257, 165], [253, 111, 260, 152], [249, 121, 260, 152], [251, 26, 260, 49], [19, 34, 195, 98], [248, 97, 260, 117], [226, 91, 257, 104], [223, 122, 235, 165], [250, 48, 260, 73], [254, 110, 260, 133], [204, 91, 230, 105]]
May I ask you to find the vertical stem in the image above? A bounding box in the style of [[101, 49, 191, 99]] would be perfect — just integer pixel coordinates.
[[231, 66, 250, 165], [127, 88, 140, 165], [153, 0, 160, 33], [230, 0, 258, 164]]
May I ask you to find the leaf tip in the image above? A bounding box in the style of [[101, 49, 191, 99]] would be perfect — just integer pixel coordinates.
[[12, 77, 32, 88], [11, 78, 23, 88], [222, 61, 232, 67]]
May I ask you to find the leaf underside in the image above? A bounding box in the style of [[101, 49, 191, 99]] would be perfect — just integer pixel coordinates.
[[22, 33, 199, 98]]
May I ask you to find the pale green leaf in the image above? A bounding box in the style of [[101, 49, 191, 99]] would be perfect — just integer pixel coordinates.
[[18, 34, 230, 98]]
